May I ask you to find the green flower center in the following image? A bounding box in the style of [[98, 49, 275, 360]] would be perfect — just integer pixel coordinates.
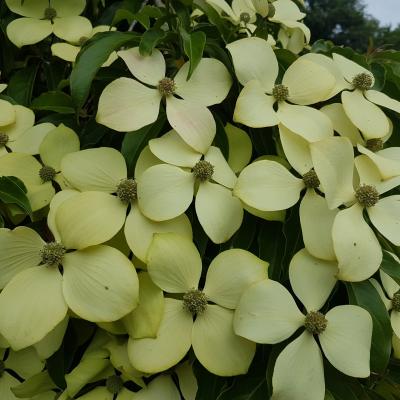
[[158, 78, 176, 96], [272, 84, 289, 102], [192, 160, 214, 181], [39, 165, 57, 182], [366, 138, 383, 152], [106, 375, 124, 394], [352, 73, 373, 91], [304, 311, 327, 335], [0, 133, 9, 147], [240, 12, 251, 23], [0, 360, 4, 378], [183, 289, 208, 315], [302, 169, 320, 189], [44, 7, 57, 20], [40, 242, 66, 266], [392, 291, 400, 312], [79, 36, 89, 46], [116, 179, 137, 203], [355, 184, 379, 208]]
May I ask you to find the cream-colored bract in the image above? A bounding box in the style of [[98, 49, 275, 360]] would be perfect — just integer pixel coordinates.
[[96, 48, 232, 153], [128, 233, 267, 376]]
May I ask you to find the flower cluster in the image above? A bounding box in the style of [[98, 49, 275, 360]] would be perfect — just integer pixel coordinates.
[[1, 0, 400, 399]]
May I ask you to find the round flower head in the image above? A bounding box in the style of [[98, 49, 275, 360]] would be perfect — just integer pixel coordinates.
[[137, 130, 244, 243], [128, 233, 268, 376], [226, 37, 335, 141], [333, 53, 400, 140], [51, 25, 118, 67], [234, 278, 372, 400], [96, 47, 232, 153], [60, 146, 192, 262], [5, 0, 92, 47], [0, 218, 139, 350], [206, 0, 258, 35]]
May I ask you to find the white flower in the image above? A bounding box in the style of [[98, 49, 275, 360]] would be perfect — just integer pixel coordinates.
[[96, 47, 232, 153]]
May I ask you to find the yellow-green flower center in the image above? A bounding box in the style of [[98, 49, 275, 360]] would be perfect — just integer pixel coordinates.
[[240, 12, 251, 23], [0, 360, 4, 378], [40, 242, 66, 266], [366, 138, 383, 152], [39, 165, 57, 182], [158, 78, 176, 96], [392, 291, 400, 312], [352, 73, 373, 91], [183, 289, 208, 315], [302, 169, 320, 189], [116, 179, 137, 203], [272, 84, 289, 102], [106, 375, 124, 394], [355, 184, 379, 208], [44, 7, 57, 20], [304, 311, 327, 335], [192, 160, 214, 181], [0, 133, 9, 147]]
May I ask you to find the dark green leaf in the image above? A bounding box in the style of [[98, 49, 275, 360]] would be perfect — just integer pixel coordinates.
[[371, 63, 386, 91], [121, 113, 166, 175], [7, 64, 38, 105], [139, 28, 167, 55], [70, 31, 140, 109], [380, 250, 400, 285], [231, 212, 257, 250], [193, 360, 230, 400], [31, 91, 75, 114], [346, 281, 392, 374], [214, 115, 229, 159], [0, 176, 32, 217], [180, 28, 206, 80]]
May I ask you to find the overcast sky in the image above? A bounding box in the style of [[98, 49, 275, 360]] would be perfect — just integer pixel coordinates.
[[363, 0, 400, 27]]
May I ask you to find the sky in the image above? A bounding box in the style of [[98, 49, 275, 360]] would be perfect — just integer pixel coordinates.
[[363, 0, 400, 27]]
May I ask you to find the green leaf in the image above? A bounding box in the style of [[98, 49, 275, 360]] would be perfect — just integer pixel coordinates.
[[0, 176, 32, 217], [380, 250, 400, 285], [121, 112, 166, 175], [31, 91, 75, 114], [346, 281, 392, 374], [214, 115, 229, 159], [70, 31, 140, 110], [193, 360, 230, 400], [325, 361, 370, 400], [180, 28, 206, 80], [7, 64, 38, 106], [139, 28, 167, 55]]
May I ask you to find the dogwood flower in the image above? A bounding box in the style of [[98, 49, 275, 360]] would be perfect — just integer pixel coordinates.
[[60, 146, 192, 261], [0, 223, 139, 350], [234, 278, 372, 400], [333, 53, 400, 139], [51, 25, 118, 66], [310, 136, 400, 283], [5, 0, 92, 48], [96, 48, 232, 153], [227, 37, 334, 140], [128, 233, 267, 376], [206, 0, 258, 34], [137, 130, 243, 243]]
